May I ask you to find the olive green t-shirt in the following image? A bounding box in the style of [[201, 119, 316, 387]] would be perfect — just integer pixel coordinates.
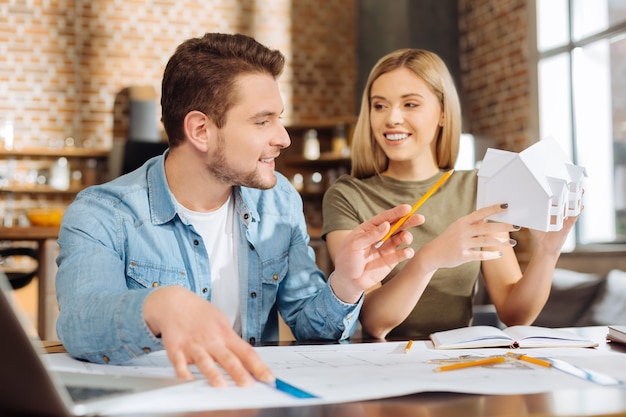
[[322, 170, 481, 339]]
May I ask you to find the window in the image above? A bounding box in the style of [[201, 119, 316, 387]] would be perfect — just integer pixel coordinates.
[[534, 0, 626, 247]]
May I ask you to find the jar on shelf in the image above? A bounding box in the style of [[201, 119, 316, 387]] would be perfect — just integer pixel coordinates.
[[332, 124, 350, 157], [303, 129, 320, 160], [49, 157, 70, 190]]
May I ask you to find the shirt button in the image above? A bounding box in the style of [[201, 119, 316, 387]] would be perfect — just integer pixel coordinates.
[[249, 337, 256, 345], [273, 274, 278, 281], [249, 243, 255, 250], [152, 282, 159, 288], [143, 347, 151, 353], [250, 291, 257, 299], [202, 287, 208, 294], [193, 239, 199, 246], [102, 355, 110, 363], [243, 213, 250, 220]]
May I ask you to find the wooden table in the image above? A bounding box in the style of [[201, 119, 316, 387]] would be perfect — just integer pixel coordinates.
[[0, 226, 59, 339], [104, 327, 626, 417]]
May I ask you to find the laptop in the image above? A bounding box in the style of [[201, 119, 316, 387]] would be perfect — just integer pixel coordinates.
[[0, 271, 188, 416]]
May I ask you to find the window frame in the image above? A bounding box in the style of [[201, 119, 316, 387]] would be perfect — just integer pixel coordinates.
[[529, 0, 626, 250]]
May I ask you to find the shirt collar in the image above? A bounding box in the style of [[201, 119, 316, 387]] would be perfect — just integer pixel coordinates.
[[146, 151, 178, 225], [146, 150, 259, 226]]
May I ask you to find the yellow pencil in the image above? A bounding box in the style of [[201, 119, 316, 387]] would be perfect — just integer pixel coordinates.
[[404, 340, 413, 354], [507, 352, 552, 368], [433, 356, 506, 372], [375, 169, 454, 249]]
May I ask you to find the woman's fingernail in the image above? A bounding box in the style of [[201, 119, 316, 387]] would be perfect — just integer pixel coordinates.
[[509, 239, 517, 247], [500, 203, 508, 209]]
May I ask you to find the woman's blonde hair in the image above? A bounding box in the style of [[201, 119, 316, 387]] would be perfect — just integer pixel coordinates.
[[351, 49, 461, 179]]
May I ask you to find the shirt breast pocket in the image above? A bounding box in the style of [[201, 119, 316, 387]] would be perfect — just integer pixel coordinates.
[[260, 256, 288, 296], [126, 260, 188, 290]]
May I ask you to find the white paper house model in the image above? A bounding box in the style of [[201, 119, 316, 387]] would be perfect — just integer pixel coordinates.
[[476, 139, 587, 232]]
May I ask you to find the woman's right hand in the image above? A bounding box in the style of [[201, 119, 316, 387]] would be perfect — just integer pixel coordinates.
[[418, 203, 519, 271]]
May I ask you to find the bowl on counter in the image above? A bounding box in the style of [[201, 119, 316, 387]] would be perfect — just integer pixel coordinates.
[[26, 207, 65, 227]]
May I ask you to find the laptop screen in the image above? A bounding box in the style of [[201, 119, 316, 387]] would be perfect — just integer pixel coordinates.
[[0, 270, 74, 417]]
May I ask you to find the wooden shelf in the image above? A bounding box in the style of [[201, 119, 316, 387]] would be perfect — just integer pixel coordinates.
[[0, 146, 111, 228], [307, 226, 323, 240], [0, 147, 110, 158], [277, 118, 355, 277], [1, 185, 87, 194], [0, 226, 59, 240], [299, 190, 326, 199], [284, 116, 356, 130], [283, 153, 350, 168]]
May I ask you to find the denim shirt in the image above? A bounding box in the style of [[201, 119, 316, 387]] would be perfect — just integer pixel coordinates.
[[55, 154, 361, 365]]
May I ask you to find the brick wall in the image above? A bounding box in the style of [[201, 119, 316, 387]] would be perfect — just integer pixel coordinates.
[[458, 0, 534, 265], [3, 0, 534, 263], [0, 0, 356, 149], [2, 0, 531, 168], [459, 0, 531, 153]]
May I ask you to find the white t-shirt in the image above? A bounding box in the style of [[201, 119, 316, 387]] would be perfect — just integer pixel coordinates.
[[176, 194, 241, 335]]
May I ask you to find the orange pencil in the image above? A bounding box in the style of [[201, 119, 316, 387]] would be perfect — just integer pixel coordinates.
[[507, 352, 552, 368], [375, 169, 454, 249], [433, 356, 506, 372]]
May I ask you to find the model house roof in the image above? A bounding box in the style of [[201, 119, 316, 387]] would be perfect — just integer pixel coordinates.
[[476, 139, 587, 232]]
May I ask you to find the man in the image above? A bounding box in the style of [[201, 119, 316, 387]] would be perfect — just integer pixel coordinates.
[[55, 33, 421, 387]]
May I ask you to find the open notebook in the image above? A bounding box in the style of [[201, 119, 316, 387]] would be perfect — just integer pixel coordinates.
[[0, 270, 188, 416], [430, 325, 598, 350]]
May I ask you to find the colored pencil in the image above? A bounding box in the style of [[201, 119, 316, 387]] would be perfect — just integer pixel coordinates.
[[375, 169, 454, 248], [433, 356, 506, 372]]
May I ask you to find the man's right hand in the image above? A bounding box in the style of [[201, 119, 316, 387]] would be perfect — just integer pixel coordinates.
[[144, 286, 274, 387]]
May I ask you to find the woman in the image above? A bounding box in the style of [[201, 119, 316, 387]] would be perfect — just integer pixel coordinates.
[[322, 49, 578, 339]]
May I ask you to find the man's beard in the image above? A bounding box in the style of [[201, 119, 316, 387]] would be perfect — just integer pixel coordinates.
[[206, 133, 277, 190]]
